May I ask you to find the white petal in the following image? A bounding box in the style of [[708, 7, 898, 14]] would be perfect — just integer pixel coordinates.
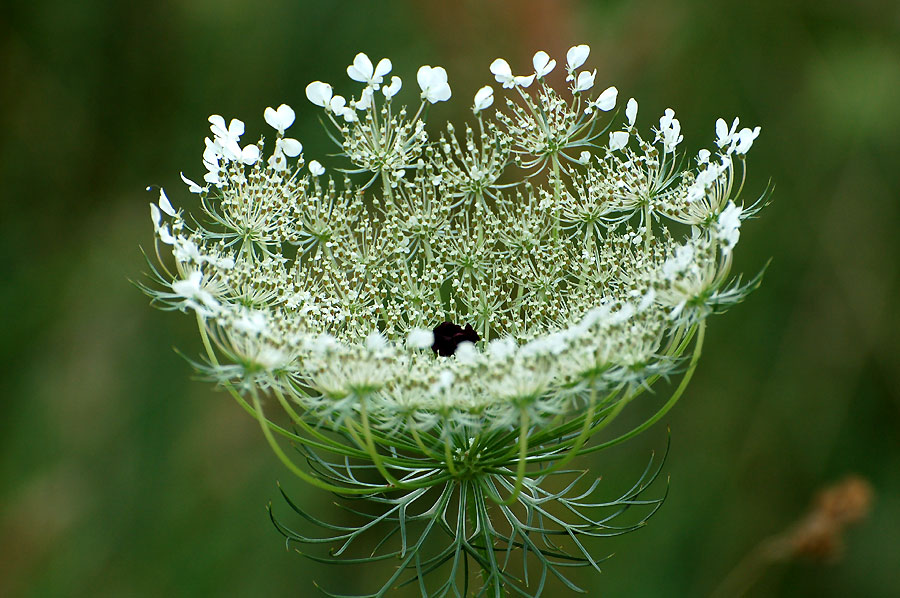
[[490, 58, 514, 86], [473, 85, 494, 111], [660, 108, 676, 131], [418, 66, 451, 102], [208, 114, 226, 136], [309, 160, 325, 176], [574, 70, 596, 92], [542, 58, 557, 77], [609, 130, 629, 151], [180, 172, 202, 193], [382, 76, 402, 98], [734, 126, 760, 154], [514, 74, 535, 88], [281, 137, 303, 158], [157, 189, 175, 216], [626, 98, 638, 126], [330, 95, 347, 112], [354, 88, 373, 110], [219, 137, 242, 161], [305, 81, 333, 107], [240, 144, 260, 165], [203, 137, 221, 162], [428, 66, 448, 86], [533, 50, 556, 77], [149, 203, 161, 227], [347, 52, 374, 82], [373, 58, 392, 79], [157, 224, 176, 244], [416, 65, 434, 92], [264, 106, 279, 130], [265, 104, 295, 132], [596, 86, 618, 111], [715, 118, 729, 146], [566, 44, 590, 71], [280, 138, 303, 157], [277, 104, 295, 129], [227, 119, 244, 138]]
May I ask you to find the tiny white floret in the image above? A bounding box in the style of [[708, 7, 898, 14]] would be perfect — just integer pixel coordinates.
[[473, 86, 494, 112], [490, 59, 534, 88], [347, 53, 392, 88], [306, 81, 333, 108], [532, 50, 556, 78], [626, 98, 638, 127], [595, 86, 618, 110], [715, 117, 740, 148], [417, 65, 452, 103], [566, 45, 590, 78], [733, 126, 761, 154], [158, 189, 175, 216], [180, 173, 202, 194], [382, 76, 402, 98], [609, 131, 629, 151], [574, 69, 596, 93], [264, 104, 295, 134]]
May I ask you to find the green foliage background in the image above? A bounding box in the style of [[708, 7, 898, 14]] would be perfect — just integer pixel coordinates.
[[2, 1, 899, 596]]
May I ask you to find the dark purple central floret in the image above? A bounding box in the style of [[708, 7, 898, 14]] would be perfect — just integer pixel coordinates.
[[431, 321, 480, 357]]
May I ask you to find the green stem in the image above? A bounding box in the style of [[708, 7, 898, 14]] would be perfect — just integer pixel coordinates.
[[468, 482, 504, 597], [248, 386, 362, 494], [409, 418, 443, 460], [533, 386, 598, 476], [575, 319, 706, 457], [490, 409, 530, 506], [444, 432, 459, 477], [356, 396, 404, 487]]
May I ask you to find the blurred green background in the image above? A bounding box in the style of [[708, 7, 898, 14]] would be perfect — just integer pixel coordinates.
[[2, 0, 899, 596]]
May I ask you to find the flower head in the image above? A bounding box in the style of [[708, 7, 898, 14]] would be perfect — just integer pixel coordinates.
[[142, 47, 768, 598]]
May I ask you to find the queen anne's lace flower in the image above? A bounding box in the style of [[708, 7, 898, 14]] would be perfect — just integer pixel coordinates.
[[142, 45, 768, 597]]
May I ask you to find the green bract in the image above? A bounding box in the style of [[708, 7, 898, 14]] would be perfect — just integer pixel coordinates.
[[142, 46, 767, 597]]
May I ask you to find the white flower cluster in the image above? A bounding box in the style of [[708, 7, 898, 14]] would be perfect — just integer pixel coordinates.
[[145, 47, 765, 435]]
